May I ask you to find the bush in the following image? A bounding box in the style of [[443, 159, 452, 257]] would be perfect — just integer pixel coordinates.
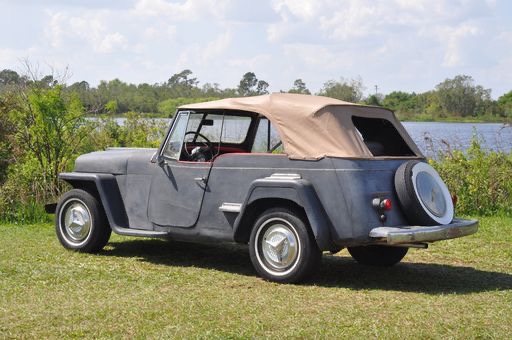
[[0, 157, 53, 223], [86, 113, 168, 150], [430, 136, 512, 216]]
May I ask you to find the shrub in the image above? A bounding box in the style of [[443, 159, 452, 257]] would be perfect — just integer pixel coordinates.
[[87, 113, 168, 150], [0, 157, 52, 223], [430, 135, 512, 216]]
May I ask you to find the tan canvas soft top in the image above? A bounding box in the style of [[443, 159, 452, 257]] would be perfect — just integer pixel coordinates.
[[180, 93, 422, 160]]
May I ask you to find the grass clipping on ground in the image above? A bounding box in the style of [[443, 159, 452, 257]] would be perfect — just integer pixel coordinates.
[[1, 216, 511, 338]]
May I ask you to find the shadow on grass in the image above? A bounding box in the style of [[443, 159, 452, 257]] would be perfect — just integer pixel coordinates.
[[102, 239, 512, 294]]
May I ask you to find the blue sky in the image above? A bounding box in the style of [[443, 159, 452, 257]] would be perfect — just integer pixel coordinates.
[[1, 0, 511, 98]]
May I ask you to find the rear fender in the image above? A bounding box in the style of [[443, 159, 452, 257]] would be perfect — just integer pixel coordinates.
[[233, 175, 332, 250]]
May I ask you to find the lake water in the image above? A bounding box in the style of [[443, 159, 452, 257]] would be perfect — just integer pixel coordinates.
[[402, 122, 512, 158], [112, 118, 512, 157]]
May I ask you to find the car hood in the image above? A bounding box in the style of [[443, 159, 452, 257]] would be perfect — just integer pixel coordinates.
[[74, 148, 157, 175]]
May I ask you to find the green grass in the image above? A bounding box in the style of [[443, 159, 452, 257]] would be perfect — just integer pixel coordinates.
[[1, 217, 511, 338]]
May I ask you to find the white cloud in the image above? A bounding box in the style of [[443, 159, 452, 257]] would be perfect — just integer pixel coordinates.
[[0, 48, 23, 66], [144, 23, 177, 40], [98, 32, 128, 53], [283, 43, 339, 69], [45, 11, 66, 48], [320, 4, 380, 40], [269, 0, 496, 43], [271, 0, 323, 21], [44, 10, 129, 54], [133, 0, 232, 21], [441, 23, 481, 67], [229, 54, 273, 70], [203, 31, 232, 60]]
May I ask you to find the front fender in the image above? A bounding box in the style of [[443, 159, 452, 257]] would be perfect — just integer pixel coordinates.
[[233, 174, 332, 250], [59, 172, 129, 230]]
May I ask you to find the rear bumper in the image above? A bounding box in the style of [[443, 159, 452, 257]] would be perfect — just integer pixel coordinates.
[[369, 218, 478, 245]]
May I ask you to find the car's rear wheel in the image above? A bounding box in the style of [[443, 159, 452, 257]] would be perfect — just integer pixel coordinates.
[[55, 189, 111, 253], [249, 207, 321, 283], [347, 245, 408, 266]]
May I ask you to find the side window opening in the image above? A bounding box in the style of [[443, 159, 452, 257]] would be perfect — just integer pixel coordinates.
[[352, 116, 414, 157], [252, 118, 284, 153]]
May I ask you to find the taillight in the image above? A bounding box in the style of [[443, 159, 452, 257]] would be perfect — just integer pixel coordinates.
[[372, 197, 392, 222], [381, 198, 392, 211]]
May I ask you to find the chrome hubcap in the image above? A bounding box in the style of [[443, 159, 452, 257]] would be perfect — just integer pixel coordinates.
[[416, 171, 447, 217], [261, 222, 298, 270], [63, 200, 91, 242]]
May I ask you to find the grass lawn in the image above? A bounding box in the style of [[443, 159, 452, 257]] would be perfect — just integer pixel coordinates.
[[1, 216, 511, 338]]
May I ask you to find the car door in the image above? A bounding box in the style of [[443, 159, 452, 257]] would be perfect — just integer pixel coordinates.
[[148, 111, 212, 228]]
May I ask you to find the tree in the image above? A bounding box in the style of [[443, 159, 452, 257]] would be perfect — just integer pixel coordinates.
[[37, 75, 58, 88], [166, 69, 200, 98], [6, 84, 90, 197], [256, 80, 269, 95], [0, 69, 21, 88], [167, 69, 198, 88], [201, 83, 222, 97], [317, 77, 364, 102], [497, 91, 512, 117], [237, 72, 270, 96], [435, 75, 492, 117], [237, 72, 258, 96], [0, 92, 16, 183], [288, 79, 311, 94], [364, 94, 382, 106], [381, 91, 434, 115]]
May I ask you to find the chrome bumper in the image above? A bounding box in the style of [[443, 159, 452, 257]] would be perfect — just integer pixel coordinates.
[[369, 218, 479, 245]]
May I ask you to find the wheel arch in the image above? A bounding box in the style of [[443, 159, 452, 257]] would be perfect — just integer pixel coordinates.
[[233, 178, 332, 250], [59, 173, 129, 230]]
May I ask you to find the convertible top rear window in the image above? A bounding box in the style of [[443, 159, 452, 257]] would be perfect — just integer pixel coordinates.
[[352, 116, 415, 157]]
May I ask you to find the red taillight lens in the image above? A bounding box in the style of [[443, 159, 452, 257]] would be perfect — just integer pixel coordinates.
[[381, 199, 392, 211]]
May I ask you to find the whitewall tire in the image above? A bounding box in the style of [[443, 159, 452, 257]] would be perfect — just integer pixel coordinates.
[[249, 207, 321, 283], [55, 189, 111, 253]]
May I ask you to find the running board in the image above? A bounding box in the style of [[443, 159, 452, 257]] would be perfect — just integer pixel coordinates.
[[111, 225, 169, 238]]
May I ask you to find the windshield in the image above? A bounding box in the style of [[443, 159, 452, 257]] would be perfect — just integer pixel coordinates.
[[186, 113, 251, 144]]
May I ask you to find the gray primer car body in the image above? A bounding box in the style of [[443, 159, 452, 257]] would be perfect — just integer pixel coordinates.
[[63, 151, 411, 250]]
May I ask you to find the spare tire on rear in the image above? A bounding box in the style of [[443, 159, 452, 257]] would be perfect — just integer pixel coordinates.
[[394, 160, 454, 226]]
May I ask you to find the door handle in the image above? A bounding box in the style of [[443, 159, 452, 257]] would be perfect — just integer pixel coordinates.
[[194, 177, 205, 182]]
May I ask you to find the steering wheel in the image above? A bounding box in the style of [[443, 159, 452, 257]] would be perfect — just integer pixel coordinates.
[[183, 131, 214, 162]]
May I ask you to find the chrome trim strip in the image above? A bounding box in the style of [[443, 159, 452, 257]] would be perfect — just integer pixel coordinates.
[[265, 173, 302, 181], [369, 218, 479, 245], [219, 203, 242, 213]]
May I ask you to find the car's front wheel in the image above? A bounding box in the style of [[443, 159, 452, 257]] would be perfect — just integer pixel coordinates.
[[55, 189, 111, 253], [347, 245, 408, 266], [249, 207, 321, 283]]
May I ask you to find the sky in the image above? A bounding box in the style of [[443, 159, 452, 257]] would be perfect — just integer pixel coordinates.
[[1, 0, 511, 98]]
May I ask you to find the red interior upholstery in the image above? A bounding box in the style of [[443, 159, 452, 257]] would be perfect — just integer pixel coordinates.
[[185, 144, 246, 155]]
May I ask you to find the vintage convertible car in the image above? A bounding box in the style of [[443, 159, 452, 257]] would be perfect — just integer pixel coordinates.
[[48, 93, 478, 283]]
